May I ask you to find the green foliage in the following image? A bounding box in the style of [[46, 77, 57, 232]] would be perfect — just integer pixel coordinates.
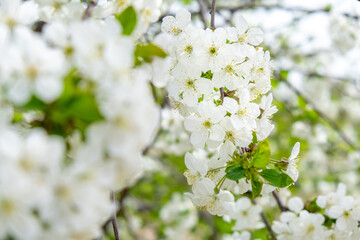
[[17, 69, 103, 137], [260, 169, 294, 188], [201, 70, 213, 80], [198, 94, 204, 103], [135, 43, 167, 66], [213, 216, 234, 234], [115, 6, 137, 36], [251, 172, 263, 197], [253, 228, 272, 240], [22, 96, 47, 110], [181, 0, 194, 4], [225, 165, 246, 181], [279, 70, 289, 79], [250, 139, 270, 169]]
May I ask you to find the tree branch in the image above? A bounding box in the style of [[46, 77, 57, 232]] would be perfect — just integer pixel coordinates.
[[217, 3, 359, 20], [82, 0, 96, 20], [260, 211, 278, 240], [274, 71, 358, 151], [210, 0, 216, 30], [197, 0, 208, 28], [272, 191, 289, 212], [110, 192, 120, 240], [252, 198, 277, 239]]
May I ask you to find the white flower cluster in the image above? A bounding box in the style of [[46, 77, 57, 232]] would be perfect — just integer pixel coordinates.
[[160, 193, 198, 239], [160, 9, 299, 217], [329, 13, 359, 53], [273, 184, 360, 240], [317, 183, 360, 237], [0, 128, 112, 240], [0, 0, 163, 239]]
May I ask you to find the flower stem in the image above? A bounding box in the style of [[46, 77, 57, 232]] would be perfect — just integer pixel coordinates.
[[210, 0, 216, 30], [272, 191, 289, 212], [110, 192, 120, 240]]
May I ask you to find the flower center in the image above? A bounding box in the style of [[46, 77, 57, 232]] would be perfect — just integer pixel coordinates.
[[0, 199, 15, 216], [225, 131, 234, 142], [184, 45, 193, 53], [202, 120, 212, 129], [209, 46, 217, 55], [186, 79, 195, 88]]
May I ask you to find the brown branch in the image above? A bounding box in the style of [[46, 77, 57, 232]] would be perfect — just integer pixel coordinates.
[[275, 71, 358, 151], [217, 3, 359, 20], [252, 198, 277, 240], [210, 0, 216, 30], [260, 211, 278, 240], [272, 191, 289, 212], [209, 0, 225, 103], [220, 88, 225, 102], [197, 0, 208, 28], [110, 192, 120, 240], [82, 0, 96, 20]]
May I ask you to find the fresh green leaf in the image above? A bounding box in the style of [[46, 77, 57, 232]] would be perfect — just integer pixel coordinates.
[[251, 172, 263, 198], [279, 70, 289, 80], [21, 96, 46, 110], [225, 165, 246, 181], [115, 6, 137, 36], [252, 131, 258, 143], [65, 94, 103, 123], [135, 43, 167, 65], [260, 169, 294, 188], [201, 70, 213, 80], [251, 139, 270, 169], [198, 94, 204, 103]]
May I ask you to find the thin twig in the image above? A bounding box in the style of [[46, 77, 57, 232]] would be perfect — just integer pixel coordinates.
[[252, 199, 277, 239], [272, 191, 289, 212], [220, 88, 225, 101], [82, 0, 96, 20], [102, 188, 130, 232], [197, 0, 208, 28], [217, 3, 359, 20], [275, 72, 358, 151], [110, 192, 120, 240], [210, 0, 216, 29], [210, 0, 225, 102], [260, 211, 278, 240]]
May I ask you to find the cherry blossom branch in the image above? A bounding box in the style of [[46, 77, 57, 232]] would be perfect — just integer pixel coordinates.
[[260, 211, 277, 240], [197, 0, 208, 28], [217, 3, 359, 20], [210, 0, 216, 30], [275, 72, 359, 151], [209, 0, 226, 102], [82, 0, 96, 20], [253, 198, 278, 240], [110, 192, 120, 240], [272, 191, 289, 212]]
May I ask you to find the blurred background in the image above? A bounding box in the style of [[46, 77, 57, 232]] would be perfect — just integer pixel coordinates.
[[112, 0, 360, 239]]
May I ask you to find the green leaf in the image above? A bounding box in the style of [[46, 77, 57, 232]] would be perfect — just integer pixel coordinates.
[[279, 70, 289, 80], [198, 94, 204, 103], [201, 70, 213, 80], [251, 172, 263, 198], [135, 43, 167, 65], [252, 131, 258, 143], [260, 169, 294, 188], [115, 6, 137, 36], [65, 94, 103, 123], [225, 165, 246, 181], [21, 96, 46, 110], [251, 139, 270, 169]]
